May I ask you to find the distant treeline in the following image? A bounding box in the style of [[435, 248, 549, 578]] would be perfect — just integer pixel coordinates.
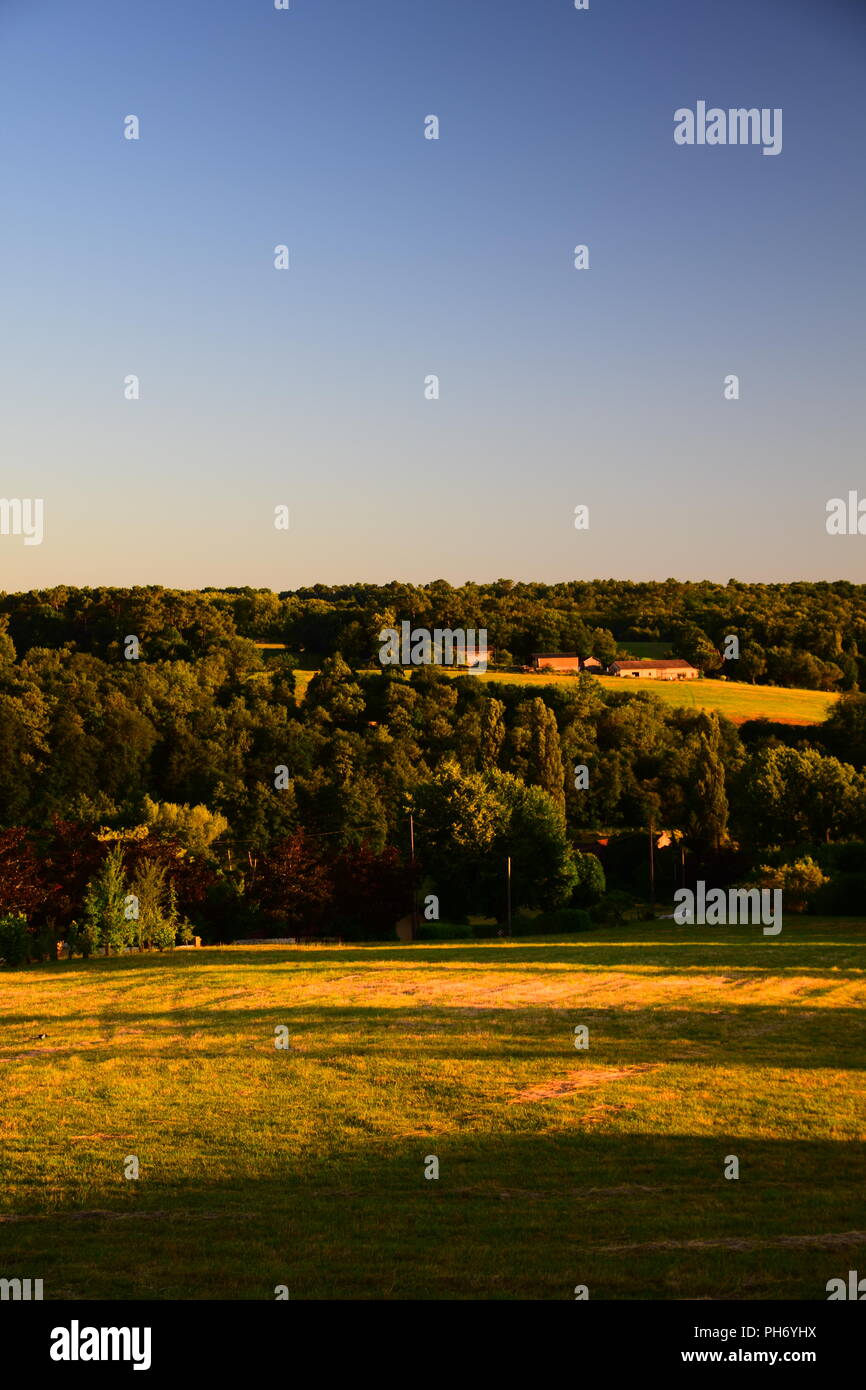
[[1, 578, 865, 687], [4, 581, 866, 947], [3, 585, 866, 925]]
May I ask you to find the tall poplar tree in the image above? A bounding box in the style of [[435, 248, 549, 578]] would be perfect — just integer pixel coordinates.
[[688, 713, 729, 850]]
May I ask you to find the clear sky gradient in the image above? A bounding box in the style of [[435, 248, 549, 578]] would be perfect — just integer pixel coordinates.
[[1, 0, 864, 590]]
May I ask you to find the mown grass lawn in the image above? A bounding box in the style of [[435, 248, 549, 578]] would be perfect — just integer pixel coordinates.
[[1, 921, 864, 1300]]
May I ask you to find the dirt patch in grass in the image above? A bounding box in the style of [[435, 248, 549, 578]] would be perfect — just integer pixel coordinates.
[[601, 1230, 866, 1253], [510, 1064, 658, 1103], [0, 1210, 253, 1224], [68, 1134, 136, 1141]]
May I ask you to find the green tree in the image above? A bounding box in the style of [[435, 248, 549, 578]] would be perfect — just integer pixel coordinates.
[[82, 844, 130, 955], [413, 759, 506, 918], [752, 858, 829, 913], [736, 641, 767, 684], [129, 858, 173, 950], [479, 698, 506, 768], [305, 654, 366, 726], [142, 796, 229, 858], [736, 745, 859, 846], [687, 714, 729, 850], [589, 627, 617, 665], [673, 622, 722, 674], [489, 771, 579, 915], [571, 849, 606, 905], [822, 693, 866, 768], [414, 761, 577, 919], [507, 697, 566, 816]]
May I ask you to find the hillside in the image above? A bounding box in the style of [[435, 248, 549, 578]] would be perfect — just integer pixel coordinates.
[[293, 668, 836, 726]]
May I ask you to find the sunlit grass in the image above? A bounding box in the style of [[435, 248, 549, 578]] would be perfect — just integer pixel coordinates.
[[1, 920, 863, 1299]]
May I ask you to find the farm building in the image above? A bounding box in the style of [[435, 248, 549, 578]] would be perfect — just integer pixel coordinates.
[[531, 653, 603, 673], [608, 658, 699, 680], [532, 653, 580, 672], [467, 647, 495, 668]]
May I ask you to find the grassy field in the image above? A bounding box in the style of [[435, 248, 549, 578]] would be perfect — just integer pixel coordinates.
[[2, 921, 864, 1300], [293, 668, 835, 725], [591, 675, 836, 724]]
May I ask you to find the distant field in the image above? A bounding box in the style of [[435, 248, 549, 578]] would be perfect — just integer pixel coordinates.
[[2, 922, 864, 1299], [294, 668, 835, 725], [593, 675, 835, 725]]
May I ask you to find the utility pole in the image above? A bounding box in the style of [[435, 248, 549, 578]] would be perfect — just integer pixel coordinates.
[[649, 821, 656, 916], [409, 811, 418, 942], [506, 854, 512, 938]]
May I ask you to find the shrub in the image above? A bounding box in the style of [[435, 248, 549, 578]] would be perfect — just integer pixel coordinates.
[[571, 851, 605, 906], [513, 907, 592, 935], [812, 872, 866, 916], [0, 912, 31, 966], [589, 890, 637, 924], [752, 857, 829, 913], [149, 918, 177, 951], [34, 923, 59, 962], [415, 921, 474, 941], [548, 907, 592, 933], [80, 922, 98, 959], [818, 841, 866, 875], [66, 919, 97, 960]]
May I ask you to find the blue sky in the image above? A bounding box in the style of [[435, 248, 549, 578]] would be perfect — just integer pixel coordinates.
[[1, 0, 865, 589]]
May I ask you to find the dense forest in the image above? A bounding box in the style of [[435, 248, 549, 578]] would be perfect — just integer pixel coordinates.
[[2, 578, 866, 687], [2, 581, 866, 957]]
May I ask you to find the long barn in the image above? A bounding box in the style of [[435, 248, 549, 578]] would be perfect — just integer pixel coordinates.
[[608, 658, 699, 680]]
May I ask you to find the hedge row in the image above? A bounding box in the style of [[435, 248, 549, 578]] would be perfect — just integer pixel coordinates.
[[415, 909, 593, 942]]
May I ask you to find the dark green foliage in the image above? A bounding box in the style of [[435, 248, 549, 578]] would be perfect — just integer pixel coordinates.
[[414, 922, 475, 945], [2, 581, 866, 956], [815, 840, 866, 874], [811, 873, 866, 915], [2, 578, 863, 686], [571, 850, 605, 905], [33, 923, 59, 962], [507, 697, 566, 814], [821, 693, 866, 767], [82, 844, 130, 955], [687, 713, 729, 850], [416, 922, 474, 941], [0, 912, 31, 966], [414, 762, 578, 919], [329, 846, 411, 941], [513, 907, 593, 935]]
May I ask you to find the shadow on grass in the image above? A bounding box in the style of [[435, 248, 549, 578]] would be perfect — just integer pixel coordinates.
[[17, 929, 866, 979], [1, 1130, 864, 1300], [2, 1001, 864, 1070]]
